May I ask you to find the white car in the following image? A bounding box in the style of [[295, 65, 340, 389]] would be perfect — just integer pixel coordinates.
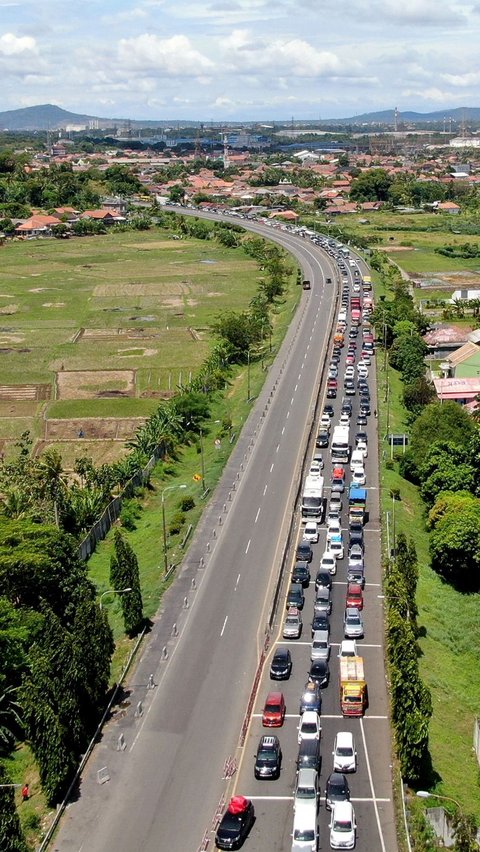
[[351, 467, 366, 487], [327, 517, 341, 537], [330, 801, 356, 850], [309, 462, 323, 479], [360, 353, 371, 365], [328, 365, 338, 378], [344, 366, 355, 380], [303, 521, 319, 543], [357, 440, 368, 458], [352, 282, 360, 292], [329, 535, 344, 560], [339, 412, 350, 426], [339, 639, 358, 658], [333, 731, 357, 773], [298, 710, 321, 743], [319, 414, 331, 430], [320, 550, 337, 576], [357, 365, 368, 379]]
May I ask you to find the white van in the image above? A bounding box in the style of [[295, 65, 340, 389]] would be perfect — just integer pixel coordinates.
[[350, 449, 364, 472], [291, 798, 318, 851]]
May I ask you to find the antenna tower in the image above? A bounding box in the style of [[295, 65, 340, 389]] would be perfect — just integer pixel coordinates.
[[394, 106, 399, 132], [222, 133, 229, 169]]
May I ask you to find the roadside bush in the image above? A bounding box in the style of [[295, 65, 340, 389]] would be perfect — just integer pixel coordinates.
[[169, 511, 185, 535], [179, 496, 195, 512], [120, 499, 141, 531]]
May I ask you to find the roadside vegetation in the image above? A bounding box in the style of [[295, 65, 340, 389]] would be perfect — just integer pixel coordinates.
[[372, 252, 480, 848], [0, 215, 300, 848]]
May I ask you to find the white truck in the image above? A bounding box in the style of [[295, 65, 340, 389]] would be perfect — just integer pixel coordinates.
[[301, 474, 325, 520], [331, 425, 350, 464]]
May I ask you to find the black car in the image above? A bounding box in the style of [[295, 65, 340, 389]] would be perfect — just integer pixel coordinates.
[[356, 413, 368, 426], [299, 681, 322, 715], [348, 328, 358, 338], [308, 658, 330, 688], [316, 431, 330, 448], [254, 735, 282, 779], [311, 611, 330, 635], [286, 583, 304, 609], [349, 529, 364, 549], [330, 353, 341, 365], [325, 773, 350, 811], [296, 738, 321, 773], [215, 798, 255, 849], [315, 569, 332, 591], [326, 387, 337, 399], [270, 647, 292, 680], [292, 560, 311, 587], [359, 397, 371, 415], [323, 404, 334, 419], [296, 541, 313, 563], [341, 401, 352, 416], [355, 431, 368, 445]]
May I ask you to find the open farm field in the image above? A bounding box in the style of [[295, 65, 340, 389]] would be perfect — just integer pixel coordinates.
[[0, 228, 261, 460]]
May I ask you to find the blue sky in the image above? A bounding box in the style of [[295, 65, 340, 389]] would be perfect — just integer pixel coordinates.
[[0, 0, 479, 120]]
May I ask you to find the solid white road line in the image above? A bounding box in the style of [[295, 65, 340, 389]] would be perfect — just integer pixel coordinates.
[[360, 717, 388, 852]]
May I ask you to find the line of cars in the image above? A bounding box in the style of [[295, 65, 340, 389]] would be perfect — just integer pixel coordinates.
[[215, 244, 373, 851]]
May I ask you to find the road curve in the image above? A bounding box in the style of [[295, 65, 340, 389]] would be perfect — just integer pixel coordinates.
[[54, 215, 395, 852]]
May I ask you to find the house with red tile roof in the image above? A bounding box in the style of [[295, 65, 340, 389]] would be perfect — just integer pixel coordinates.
[[80, 209, 126, 223], [15, 214, 61, 237]]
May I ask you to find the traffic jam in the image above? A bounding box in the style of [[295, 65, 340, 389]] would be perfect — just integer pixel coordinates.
[[215, 244, 385, 851]]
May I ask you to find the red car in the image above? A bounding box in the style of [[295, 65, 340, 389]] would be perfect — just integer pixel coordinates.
[[346, 582, 363, 610], [262, 692, 286, 727]]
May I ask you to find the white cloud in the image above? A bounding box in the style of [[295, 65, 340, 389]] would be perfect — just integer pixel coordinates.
[[402, 87, 457, 103], [0, 32, 37, 54], [442, 71, 480, 87], [221, 30, 360, 77], [118, 33, 215, 75]]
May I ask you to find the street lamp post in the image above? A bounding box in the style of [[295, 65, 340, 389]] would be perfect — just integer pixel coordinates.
[[162, 484, 187, 575], [99, 587, 132, 610], [416, 791, 462, 809]]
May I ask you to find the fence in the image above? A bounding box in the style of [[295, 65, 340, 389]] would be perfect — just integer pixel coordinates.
[[77, 453, 157, 561]]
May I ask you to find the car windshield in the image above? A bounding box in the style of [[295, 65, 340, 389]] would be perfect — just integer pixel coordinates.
[[296, 786, 315, 798], [257, 751, 275, 763], [330, 782, 347, 796], [333, 819, 352, 832], [337, 747, 353, 756], [266, 703, 280, 713], [302, 722, 318, 734], [294, 830, 315, 842], [347, 616, 360, 625]]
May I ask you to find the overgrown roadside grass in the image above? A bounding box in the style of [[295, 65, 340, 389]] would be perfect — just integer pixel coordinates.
[[376, 322, 480, 823]]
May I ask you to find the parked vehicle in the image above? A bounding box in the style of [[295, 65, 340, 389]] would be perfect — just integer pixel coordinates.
[[332, 731, 357, 773], [270, 648, 292, 680], [283, 607, 302, 639], [329, 801, 356, 849], [262, 691, 286, 727], [215, 796, 255, 850], [298, 710, 321, 744], [325, 773, 351, 811]]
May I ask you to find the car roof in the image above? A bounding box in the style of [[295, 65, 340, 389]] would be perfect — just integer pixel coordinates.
[[312, 629, 329, 641], [259, 735, 278, 748], [346, 607, 361, 617], [301, 709, 319, 721], [273, 647, 290, 658], [335, 731, 354, 747], [266, 691, 283, 702], [297, 767, 317, 785], [328, 771, 348, 785], [332, 800, 353, 818]]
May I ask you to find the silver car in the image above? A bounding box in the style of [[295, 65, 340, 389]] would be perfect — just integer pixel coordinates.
[[314, 587, 332, 615], [311, 630, 331, 661], [343, 607, 364, 639]]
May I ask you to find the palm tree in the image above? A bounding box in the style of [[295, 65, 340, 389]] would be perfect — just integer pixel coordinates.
[[0, 686, 22, 754]]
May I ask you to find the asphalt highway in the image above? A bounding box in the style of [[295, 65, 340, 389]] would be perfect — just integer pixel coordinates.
[[54, 216, 397, 852]]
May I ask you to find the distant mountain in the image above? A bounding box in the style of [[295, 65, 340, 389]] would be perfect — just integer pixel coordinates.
[[0, 103, 175, 131], [2, 102, 480, 132], [324, 107, 480, 125]]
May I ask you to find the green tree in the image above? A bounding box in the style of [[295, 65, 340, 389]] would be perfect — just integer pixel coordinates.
[[429, 493, 480, 590], [168, 184, 186, 204], [21, 610, 84, 804], [403, 376, 436, 415], [0, 762, 28, 852], [71, 598, 113, 728], [110, 532, 144, 637], [408, 403, 474, 478], [210, 310, 262, 363], [350, 168, 393, 202]]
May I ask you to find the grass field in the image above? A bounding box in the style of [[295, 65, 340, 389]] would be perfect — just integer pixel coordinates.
[[376, 331, 480, 822], [0, 228, 262, 458]]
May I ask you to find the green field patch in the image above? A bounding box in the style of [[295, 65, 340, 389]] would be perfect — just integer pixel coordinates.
[[47, 398, 160, 419]]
